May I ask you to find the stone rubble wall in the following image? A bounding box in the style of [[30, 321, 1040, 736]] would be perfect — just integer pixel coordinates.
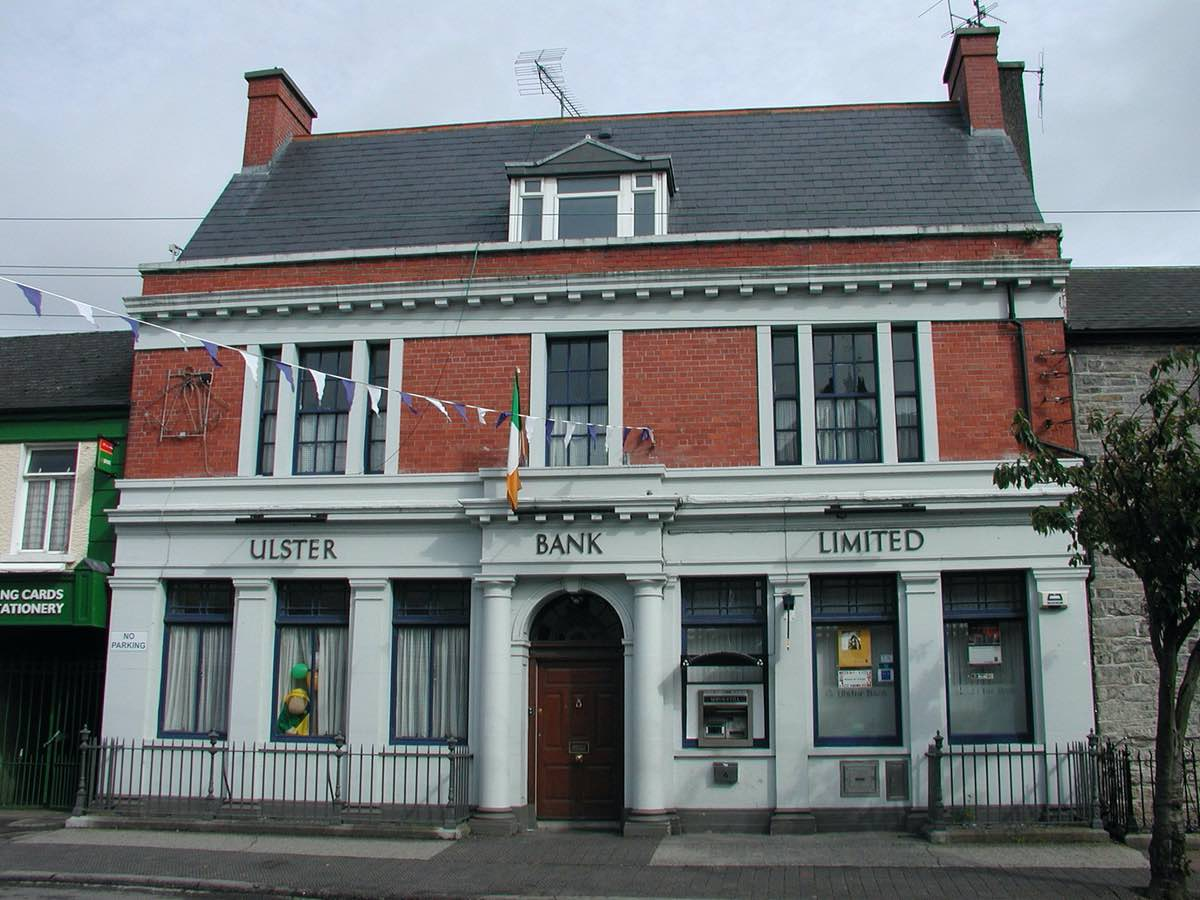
[[1071, 341, 1200, 744]]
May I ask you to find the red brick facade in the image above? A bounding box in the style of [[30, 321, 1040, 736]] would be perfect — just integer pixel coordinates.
[[623, 328, 760, 468], [933, 318, 1074, 461], [125, 347, 245, 478], [397, 335, 531, 474], [140, 234, 1059, 297]]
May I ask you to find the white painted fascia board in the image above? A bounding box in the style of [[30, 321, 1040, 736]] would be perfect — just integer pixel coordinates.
[[137, 222, 1062, 274]]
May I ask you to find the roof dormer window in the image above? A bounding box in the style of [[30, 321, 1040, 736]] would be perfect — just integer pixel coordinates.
[[508, 137, 674, 242]]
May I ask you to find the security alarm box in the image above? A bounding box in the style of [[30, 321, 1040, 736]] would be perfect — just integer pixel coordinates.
[[699, 690, 752, 748], [1039, 591, 1067, 609]]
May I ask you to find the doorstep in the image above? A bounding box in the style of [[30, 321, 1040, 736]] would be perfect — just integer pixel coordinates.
[[65, 814, 467, 840]]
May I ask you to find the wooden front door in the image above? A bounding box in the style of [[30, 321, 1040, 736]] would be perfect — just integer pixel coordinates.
[[533, 656, 623, 820]]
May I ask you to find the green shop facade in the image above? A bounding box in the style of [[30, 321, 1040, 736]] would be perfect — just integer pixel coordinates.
[[0, 330, 132, 809]]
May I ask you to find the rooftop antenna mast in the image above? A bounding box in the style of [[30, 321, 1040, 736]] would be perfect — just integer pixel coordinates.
[[515, 49, 586, 118], [936, 0, 1006, 36]]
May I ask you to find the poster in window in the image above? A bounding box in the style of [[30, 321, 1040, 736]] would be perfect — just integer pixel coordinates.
[[837, 628, 871, 668], [967, 623, 1002, 666], [838, 668, 873, 689]]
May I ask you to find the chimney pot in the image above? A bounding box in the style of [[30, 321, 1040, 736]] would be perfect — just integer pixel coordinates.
[[242, 68, 317, 169]]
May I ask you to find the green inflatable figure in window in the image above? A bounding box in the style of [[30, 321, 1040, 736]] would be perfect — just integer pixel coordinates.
[[277, 662, 312, 736]]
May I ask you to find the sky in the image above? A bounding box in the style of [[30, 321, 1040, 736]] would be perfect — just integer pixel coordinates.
[[1, 0, 1196, 336]]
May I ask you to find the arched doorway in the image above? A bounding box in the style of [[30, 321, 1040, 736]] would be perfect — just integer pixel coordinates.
[[527, 591, 624, 822]]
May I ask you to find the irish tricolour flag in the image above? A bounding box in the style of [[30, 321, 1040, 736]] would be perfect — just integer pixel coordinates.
[[506, 371, 523, 511]]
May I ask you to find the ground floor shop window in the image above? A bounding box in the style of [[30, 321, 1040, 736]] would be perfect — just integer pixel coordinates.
[[681, 576, 768, 747], [392, 580, 470, 743], [159, 581, 233, 737], [943, 571, 1032, 742], [812, 574, 900, 745], [274, 581, 349, 739]]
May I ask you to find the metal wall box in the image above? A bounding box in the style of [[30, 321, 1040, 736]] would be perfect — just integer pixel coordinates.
[[885, 760, 909, 801], [840, 760, 880, 797], [698, 690, 752, 748], [712, 761, 739, 784]]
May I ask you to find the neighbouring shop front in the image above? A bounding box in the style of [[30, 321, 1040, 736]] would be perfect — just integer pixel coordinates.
[[0, 571, 108, 809]]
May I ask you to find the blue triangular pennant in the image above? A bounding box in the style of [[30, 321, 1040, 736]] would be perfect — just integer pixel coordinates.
[[201, 340, 223, 367], [496, 411, 510, 428], [452, 402, 469, 422], [273, 360, 294, 389], [341, 378, 355, 406], [19, 285, 42, 316], [120, 316, 140, 339]]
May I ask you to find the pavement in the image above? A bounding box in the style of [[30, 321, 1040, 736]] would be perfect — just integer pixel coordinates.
[[0, 811, 1190, 898]]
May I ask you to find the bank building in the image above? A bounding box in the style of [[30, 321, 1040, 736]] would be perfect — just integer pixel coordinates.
[[98, 28, 1095, 835]]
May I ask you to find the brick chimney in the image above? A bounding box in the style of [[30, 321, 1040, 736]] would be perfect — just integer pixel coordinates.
[[242, 68, 317, 168], [942, 27, 1005, 132]]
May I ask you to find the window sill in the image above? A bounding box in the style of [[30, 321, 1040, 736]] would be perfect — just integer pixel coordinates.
[[810, 743, 907, 754], [0, 556, 72, 572]]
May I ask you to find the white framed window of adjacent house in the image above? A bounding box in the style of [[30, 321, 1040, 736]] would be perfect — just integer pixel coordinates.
[[514, 172, 667, 241], [19, 446, 78, 552]]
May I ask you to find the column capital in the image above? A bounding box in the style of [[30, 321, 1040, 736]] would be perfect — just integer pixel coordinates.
[[232, 577, 273, 600], [474, 575, 515, 588], [769, 575, 810, 595], [349, 578, 389, 601], [107, 576, 162, 592], [627, 575, 667, 592], [899, 571, 942, 591]]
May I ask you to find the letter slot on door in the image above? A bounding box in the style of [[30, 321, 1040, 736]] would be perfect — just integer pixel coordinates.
[[698, 690, 752, 748]]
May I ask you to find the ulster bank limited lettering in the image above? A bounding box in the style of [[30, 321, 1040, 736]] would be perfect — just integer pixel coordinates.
[[819, 529, 925, 554], [536, 533, 603, 556]]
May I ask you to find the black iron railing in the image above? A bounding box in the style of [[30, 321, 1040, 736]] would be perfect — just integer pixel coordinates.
[[73, 728, 472, 829], [926, 732, 1100, 830], [1096, 738, 1200, 839]]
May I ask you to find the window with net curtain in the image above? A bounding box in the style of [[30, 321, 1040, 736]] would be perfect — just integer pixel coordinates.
[[392, 581, 470, 742], [274, 581, 349, 740], [294, 346, 352, 475], [812, 575, 901, 745], [814, 332, 880, 464], [681, 577, 767, 743], [159, 581, 233, 737], [21, 446, 77, 552], [943, 571, 1031, 742]]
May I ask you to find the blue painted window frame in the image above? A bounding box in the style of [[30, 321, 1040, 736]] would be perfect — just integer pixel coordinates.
[[680, 576, 769, 749], [158, 580, 234, 739], [271, 580, 350, 743], [811, 574, 902, 747], [942, 571, 1034, 744], [389, 580, 471, 745]]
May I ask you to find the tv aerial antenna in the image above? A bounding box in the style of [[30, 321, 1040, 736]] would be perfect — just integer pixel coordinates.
[[920, 0, 1005, 36], [515, 49, 586, 118]]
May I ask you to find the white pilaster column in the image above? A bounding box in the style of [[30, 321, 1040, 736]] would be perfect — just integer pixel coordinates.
[[237, 343, 263, 476], [272, 344, 298, 476], [347, 579, 390, 745], [626, 575, 670, 835], [102, 577, 164, 739], [228, 578, 274, 742], [900, 572, 945, 808], [472, 576, 518, 832], [1031, 568, 1093, 743], [768, 575, 815, 832]]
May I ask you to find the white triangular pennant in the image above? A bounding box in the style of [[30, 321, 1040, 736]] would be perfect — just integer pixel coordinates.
[[308, 368, 326, 401], [237, 349, 259, 384], [424, 395, 451, 420], [366, 384, 382, 415], [562, 421, 577, 446], [66, 298, 95, 325], [476, 407, 489, 425]]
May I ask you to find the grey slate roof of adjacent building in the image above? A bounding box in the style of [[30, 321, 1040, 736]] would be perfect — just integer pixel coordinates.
[[0, 331, 133, 415], [1067, 267, 1200, 334], [180, 103, 1041, 261]]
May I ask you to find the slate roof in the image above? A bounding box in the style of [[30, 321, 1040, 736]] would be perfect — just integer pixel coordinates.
[[0, 331, 133, 414], [1067, 267, 1200, 334], [180, 103, 1041, 261]]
